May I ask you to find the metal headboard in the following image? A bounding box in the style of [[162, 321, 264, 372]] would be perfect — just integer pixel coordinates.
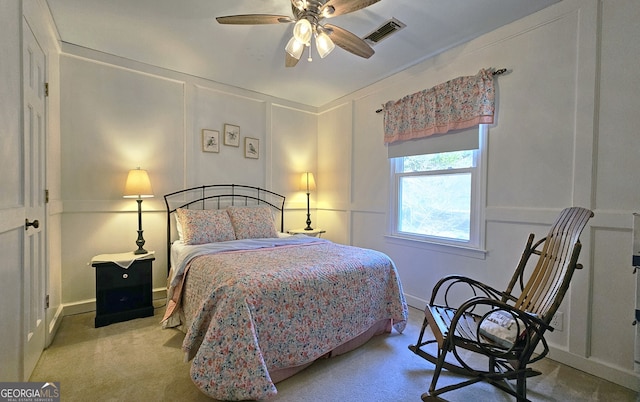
[[163, 184, 286, 275]]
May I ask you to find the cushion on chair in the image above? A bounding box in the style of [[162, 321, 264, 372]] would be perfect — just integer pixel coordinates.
[[478, 310, 526, 348]]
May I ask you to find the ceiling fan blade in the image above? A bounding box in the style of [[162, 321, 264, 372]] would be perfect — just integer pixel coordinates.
[[324, 24, 374, 59], [216, 14, 293, 25], [285, 52, 300, 68], [322, 0, 380, 18]]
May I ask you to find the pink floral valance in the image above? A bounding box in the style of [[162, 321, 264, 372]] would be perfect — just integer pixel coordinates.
[[383, 69, 495, 144]]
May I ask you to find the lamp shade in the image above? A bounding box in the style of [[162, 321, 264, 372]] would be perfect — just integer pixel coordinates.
[[123, 168, 154, 198], [300, 172, 316, 192]]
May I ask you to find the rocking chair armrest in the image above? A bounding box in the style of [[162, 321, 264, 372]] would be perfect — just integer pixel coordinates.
[[429, 275, 510, 306], [441, 297, 551, 359], [457, 297, 552, 332]]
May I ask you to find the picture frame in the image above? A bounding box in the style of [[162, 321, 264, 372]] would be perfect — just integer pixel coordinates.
[[223, 124, 240, 147], [244, 137, 259, 159], [202, 129, 220, 153]]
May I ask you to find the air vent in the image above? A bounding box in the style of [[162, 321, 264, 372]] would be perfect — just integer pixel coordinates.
[[363, 18, 406, 45]]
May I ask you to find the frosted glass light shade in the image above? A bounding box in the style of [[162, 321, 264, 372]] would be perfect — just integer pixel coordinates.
[[291, 0, 306, 10], [293, 19, 312, 44], [285, 37, 305, 59], [315, 31, 335, 58], [123, 168, 154, 198]]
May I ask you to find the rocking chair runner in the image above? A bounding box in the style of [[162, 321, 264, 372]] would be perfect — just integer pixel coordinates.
[[409, 206, 594, 401]]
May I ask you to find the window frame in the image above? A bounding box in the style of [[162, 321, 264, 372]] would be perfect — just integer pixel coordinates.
[[387, 126, 487, 258]]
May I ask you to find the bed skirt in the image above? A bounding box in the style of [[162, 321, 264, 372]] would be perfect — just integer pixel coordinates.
[[268, 318, 392, 383]]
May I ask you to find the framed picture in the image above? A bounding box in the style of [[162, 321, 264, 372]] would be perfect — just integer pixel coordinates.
[[202, 129, 220, 153], [224, 124, 240, 147], [244, 137, 259, 159]]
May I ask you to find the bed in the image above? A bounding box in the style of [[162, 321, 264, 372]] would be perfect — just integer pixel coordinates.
[[162, 184, 408, 400]]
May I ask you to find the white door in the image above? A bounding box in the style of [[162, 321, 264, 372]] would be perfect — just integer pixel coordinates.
[[22, 18, 47, 380]]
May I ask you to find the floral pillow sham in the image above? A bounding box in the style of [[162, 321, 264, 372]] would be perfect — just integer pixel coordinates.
[[226, 205, 278, 240], [175, 208, 237, 245]]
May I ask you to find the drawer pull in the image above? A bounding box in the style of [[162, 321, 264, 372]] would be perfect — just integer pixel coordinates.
[[122, 273, 128, 279]]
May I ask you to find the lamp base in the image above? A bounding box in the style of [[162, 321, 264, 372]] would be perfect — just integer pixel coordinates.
[[134, 229, 148, 255], [305, 192, 313, 230], [305, 213, 313, 231]]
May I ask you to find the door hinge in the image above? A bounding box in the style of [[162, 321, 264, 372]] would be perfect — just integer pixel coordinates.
[[44, 82, 49, 97], [45, 189, 49, 203], [45, 294, 50, 309]]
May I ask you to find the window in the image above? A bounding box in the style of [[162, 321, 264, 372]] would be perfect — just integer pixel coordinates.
[[389, 127, 486, 251]]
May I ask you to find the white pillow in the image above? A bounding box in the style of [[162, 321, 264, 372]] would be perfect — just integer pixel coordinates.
[[175, 213, 184, 240]]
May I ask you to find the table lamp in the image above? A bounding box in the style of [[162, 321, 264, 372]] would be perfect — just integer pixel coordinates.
[[123, 168, 153, 254], [300, 172, 316, 230]]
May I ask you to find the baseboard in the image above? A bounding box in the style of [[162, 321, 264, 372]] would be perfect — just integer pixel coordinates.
[[404, 293, 427, 311], [152, 287, 168, 308], [45, 304, 64, 347], [62, 298, 96, 316], [548, 347, 640, 392], [60, 287, 168, 316], [403, 291, 640, 392]]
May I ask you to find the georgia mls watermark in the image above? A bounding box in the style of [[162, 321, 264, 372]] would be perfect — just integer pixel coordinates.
[[0, 382, 60, 402]]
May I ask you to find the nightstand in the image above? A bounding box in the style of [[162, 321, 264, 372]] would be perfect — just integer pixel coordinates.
[[91, 252, 155, 328], [287, 228, 326, 237]]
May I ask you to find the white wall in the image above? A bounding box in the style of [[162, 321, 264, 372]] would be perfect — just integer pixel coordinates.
[[58, 47, 318, 310], [590, 0, 640, 371], [59, 54, 185, 305], [318, 0, 639, 391]]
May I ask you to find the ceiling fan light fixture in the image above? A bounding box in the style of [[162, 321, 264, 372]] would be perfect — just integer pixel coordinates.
[[285, 36, 305, 60], [217, 0, 378, 68], [291, 0, 306, 11], [315, 31, 335, 58], [293, 19, 312, 43]]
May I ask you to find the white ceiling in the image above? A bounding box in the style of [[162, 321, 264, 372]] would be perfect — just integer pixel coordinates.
[[46, 0, 560, 107]]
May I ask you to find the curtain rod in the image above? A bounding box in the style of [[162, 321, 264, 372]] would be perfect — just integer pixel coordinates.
[[375, 68, 508, 114]]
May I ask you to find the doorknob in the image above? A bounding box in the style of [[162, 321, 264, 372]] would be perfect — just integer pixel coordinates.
[[25, 219, 40, 230]]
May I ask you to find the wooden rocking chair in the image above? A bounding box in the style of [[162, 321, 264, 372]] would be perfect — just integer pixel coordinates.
[[409, 206, 594, 401]]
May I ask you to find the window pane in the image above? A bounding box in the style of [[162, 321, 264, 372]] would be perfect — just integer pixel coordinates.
[[399, 173, 471, 240], [401, 150, 474, 173]]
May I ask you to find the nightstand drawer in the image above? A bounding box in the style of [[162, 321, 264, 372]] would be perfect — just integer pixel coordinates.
[[96, 262, 151, 289]]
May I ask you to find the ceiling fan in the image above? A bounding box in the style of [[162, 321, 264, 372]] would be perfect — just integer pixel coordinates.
[[216, 0, 379, 67]]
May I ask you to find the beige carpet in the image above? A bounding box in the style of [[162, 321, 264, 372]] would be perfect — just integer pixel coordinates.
[[30, 303, 637, 401]]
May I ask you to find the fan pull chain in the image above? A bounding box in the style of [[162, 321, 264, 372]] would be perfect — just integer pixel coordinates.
[[307, 40, 313, 62]]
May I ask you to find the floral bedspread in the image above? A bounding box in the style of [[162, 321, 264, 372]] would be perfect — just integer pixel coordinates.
[[163, 238, 407, 400]]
